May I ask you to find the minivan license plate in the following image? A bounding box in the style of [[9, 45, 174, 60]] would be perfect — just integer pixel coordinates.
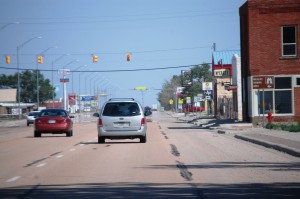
[[114, 122, 130, 127]]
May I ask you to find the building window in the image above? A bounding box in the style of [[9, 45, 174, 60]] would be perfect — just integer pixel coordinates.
[[259, 77, 292, 115], [282, 26, 297, 57]]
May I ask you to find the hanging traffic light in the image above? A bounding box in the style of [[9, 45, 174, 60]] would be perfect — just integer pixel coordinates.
[[5, 55, 10, 64], [93, 55, 98, 63], [127, 53, 131, 61], [38, 55, 43, 64]]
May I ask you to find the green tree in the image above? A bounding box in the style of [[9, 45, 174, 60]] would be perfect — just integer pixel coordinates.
[[0, 70, 54, 103], [157, 75, 181, 110], [157, 63, 212, 109]]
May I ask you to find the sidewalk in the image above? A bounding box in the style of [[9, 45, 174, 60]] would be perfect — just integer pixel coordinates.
[[168, 111, 300, 158]]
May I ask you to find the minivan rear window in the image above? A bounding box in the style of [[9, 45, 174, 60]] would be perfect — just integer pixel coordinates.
[[103, 102, 141, 116]]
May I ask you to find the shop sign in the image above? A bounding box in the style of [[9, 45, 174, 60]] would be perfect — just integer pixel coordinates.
[[214, 69, 230, 77], [253, 76, 274, 89]]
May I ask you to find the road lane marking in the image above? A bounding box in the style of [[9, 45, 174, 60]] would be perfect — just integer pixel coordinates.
[[79, 144, 85, 147], [56, 155, 64, 158], [70, 148, 76, 151], [6, 176, 21, 183], [36, 163, 46, 168]]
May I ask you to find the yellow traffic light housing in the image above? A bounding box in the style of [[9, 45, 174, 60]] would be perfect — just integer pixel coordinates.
[[127, 53, 131, 61], [6, 55, 10, 64], [93, 55, 98, 63], [38, 55, 43, 64]]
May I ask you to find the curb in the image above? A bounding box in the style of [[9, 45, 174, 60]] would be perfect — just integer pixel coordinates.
[[234, 134, 300, 158]]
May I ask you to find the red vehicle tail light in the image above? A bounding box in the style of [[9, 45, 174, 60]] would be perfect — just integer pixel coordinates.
[[98, 119, 103, 127], [141, 118, 145, 126]]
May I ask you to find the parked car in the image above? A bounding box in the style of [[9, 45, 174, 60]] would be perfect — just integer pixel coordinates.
[[26, 111, 40, 126], [93, 98, 152, 143], [144, 106, 152, 116], [34, 109, 74, 137]]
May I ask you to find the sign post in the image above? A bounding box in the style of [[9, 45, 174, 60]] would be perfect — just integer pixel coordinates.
[[253, 76, 274, 126]]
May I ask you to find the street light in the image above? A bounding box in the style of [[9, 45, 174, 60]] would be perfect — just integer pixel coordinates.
[[51, 54, 69, 108], [36, 46, 57, 109], [61, 60, 79, 110], [0, 22, 19, 31], [71, 64, 87, 94], [16, 36, 42, 119]]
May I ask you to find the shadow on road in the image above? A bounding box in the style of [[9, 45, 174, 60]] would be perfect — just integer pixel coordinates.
[[1, 182, 300, 199]]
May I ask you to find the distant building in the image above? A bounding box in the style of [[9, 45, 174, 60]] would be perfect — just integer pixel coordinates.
[[240, 0, 300, 123], [212, 50, 240, 119], [0, 89, 34, 115]]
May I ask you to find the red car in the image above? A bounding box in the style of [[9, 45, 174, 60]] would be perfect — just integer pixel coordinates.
[[34, 109, 74, 137]]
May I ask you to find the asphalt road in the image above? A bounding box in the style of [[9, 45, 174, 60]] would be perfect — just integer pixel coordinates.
[[0, 111, 299, 198]]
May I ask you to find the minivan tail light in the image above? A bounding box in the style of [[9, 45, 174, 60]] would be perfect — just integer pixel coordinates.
[[98, 119, 103, 127], [141, 118, 145, 126]]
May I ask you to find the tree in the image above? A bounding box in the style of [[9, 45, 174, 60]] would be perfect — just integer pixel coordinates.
[[157, 63, 212, 109], [0, 70, 55, 103], [157, 75, 181, 110]]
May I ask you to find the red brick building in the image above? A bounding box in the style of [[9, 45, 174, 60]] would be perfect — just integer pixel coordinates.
[[240, 0, 300, 123]]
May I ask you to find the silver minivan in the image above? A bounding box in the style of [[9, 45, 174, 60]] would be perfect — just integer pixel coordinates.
[[93, 98, 151, 143]]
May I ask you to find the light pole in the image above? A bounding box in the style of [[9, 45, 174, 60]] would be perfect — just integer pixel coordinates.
[[71, 64, 87, 94], [0, 22, 19, 31], [16, 36, 42, 119], [61, 60, 79, 110], [51, 54, 69, 108], [36, 46, 56, 110]]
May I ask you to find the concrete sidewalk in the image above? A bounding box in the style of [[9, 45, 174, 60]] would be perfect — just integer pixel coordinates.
[[232, 129, 300, 158], [168, 111, 300, 158]]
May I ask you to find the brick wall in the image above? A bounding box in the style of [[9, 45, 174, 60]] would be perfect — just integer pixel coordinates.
[[247, 0, 300, 76]]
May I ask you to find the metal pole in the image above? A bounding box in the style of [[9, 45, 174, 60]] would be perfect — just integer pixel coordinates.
[[17, 46, 20, 119], [36, 55, 39, 110]]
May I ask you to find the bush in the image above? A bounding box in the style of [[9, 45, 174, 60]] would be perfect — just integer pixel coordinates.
[[265, 121, 300, 132]]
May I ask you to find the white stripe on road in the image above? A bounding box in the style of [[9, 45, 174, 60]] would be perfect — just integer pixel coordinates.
[[56, 155, 64, 158], [36, 163, 46, 168], [70, 148, 76, 151], [6, 176, 21, 183]]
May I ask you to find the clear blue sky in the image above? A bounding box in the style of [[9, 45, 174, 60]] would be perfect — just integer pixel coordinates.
[[0, 0, 246, 107]]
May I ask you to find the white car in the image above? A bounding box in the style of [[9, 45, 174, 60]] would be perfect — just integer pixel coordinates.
[[26, 111, 39, 126], [93, 98, 151, 143]]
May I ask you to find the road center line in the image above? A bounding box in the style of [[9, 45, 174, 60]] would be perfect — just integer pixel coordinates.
[[36, 163, 46, 168], [70, 148, 76, 151], [6, 176, 21, 183], [56, 155, 64, 158]]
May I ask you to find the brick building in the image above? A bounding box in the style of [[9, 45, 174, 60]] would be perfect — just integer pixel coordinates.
[[240, 0, 300, 123]]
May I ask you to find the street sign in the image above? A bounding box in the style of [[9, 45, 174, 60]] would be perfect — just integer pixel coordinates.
[[214, 69, 230, 77], [202, 82, 213, 90], [253, 76, 274, 89], [203, 90, 212, 96], [58, 69, 70, 75], [169, 99, 174, 105], [186, 97, 191, 104], [60, 78, 69, 83], [206, 96, 211, 100]]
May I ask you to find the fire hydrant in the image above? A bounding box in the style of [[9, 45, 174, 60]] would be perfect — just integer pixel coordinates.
[[267, 112, 273, 124]]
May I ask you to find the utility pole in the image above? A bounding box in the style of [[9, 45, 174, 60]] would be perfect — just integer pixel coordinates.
[[213, 43, 216, 51]]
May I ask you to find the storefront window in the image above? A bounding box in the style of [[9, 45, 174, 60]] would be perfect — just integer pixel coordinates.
[[258, 77, 292, 115], [259, 91, 273, 114], [275, 90, 292, 113]]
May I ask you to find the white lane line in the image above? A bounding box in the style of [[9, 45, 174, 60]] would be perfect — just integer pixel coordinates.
[[70, 148, 76, 151], [6, 176, 21, 183], [56, 155, 64, 158], [79, 144, 85, 147], [36, 163, 46, 168]]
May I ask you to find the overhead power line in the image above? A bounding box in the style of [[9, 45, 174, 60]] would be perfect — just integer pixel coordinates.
[[0, 63, 211, 73]]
